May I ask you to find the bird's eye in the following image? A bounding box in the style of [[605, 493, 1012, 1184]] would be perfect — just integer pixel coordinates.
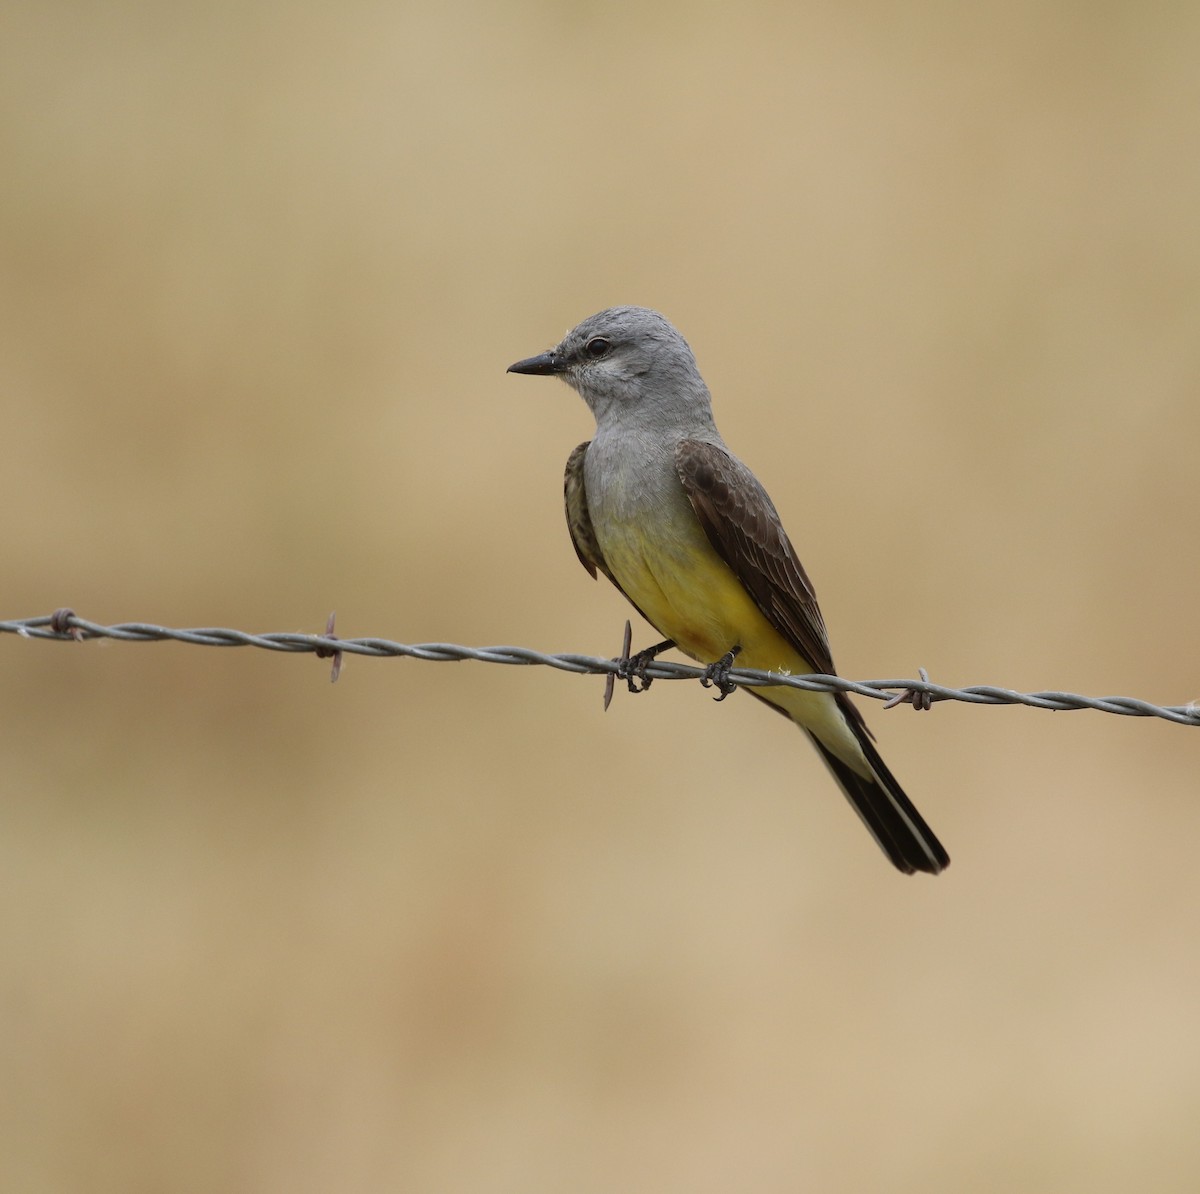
[[584, 337, 611, 359]]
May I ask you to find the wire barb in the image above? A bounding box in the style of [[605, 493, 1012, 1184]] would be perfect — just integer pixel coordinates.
[[603, 620, 633, 712], [883, 666, 935, 712], [313, 611, 343, 683], [2, 611, 1197, 726]]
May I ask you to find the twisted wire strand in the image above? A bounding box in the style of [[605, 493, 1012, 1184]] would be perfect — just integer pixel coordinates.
[[3, 611, 1197, 726]]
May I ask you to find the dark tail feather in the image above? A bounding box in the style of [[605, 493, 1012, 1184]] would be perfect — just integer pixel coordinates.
[[805, 711, 950, 876]]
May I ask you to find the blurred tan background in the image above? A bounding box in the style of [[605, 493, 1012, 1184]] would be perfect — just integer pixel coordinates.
[[3, 2, 1199, 1191]]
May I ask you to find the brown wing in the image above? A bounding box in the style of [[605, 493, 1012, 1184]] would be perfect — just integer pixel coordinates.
[[565, 441, 664, 637], [675, 438, 835, 677], [564, 441, 609, 580], [677, 440, 946, 872]]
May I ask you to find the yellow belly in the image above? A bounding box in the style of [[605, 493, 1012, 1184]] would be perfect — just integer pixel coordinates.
[[597, 516, 867, 770]]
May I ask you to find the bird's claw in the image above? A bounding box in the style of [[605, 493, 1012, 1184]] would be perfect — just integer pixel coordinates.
[[700, 646, 742, 701], [605, 624, 674, 710], [616, 647, 664, 694]]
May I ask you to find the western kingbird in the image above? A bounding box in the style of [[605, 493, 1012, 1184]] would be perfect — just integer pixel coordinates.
[[509, 307, 948, 875]]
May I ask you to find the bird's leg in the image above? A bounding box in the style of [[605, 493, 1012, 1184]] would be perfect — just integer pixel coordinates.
[[701, 645, 742, 701]]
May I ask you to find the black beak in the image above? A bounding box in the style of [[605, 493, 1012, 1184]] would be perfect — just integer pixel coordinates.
[[507, 349, 563, 376]]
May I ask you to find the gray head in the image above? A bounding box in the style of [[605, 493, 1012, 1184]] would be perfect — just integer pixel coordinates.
[[508, 307, 716, 434]]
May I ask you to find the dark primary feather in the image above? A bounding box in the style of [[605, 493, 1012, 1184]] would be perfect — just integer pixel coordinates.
[[803, 727, 949, 873]]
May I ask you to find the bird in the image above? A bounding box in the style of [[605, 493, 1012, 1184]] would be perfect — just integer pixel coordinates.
[[508, 307, 948, 875]]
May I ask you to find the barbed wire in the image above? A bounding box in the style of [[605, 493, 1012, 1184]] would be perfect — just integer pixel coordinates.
[[2, 610, 1197, 726]]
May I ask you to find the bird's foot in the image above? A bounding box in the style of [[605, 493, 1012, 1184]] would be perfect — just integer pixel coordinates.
[[605, 623, 674, 710], [618, 640, 676, 693], [700, 645, 742, 701]]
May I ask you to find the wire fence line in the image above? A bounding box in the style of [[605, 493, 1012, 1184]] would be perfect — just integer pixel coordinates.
[[3, 610, 1197, 726]]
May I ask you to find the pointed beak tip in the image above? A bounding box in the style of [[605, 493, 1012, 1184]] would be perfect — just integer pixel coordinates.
[[507, 350, 561, 377]]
